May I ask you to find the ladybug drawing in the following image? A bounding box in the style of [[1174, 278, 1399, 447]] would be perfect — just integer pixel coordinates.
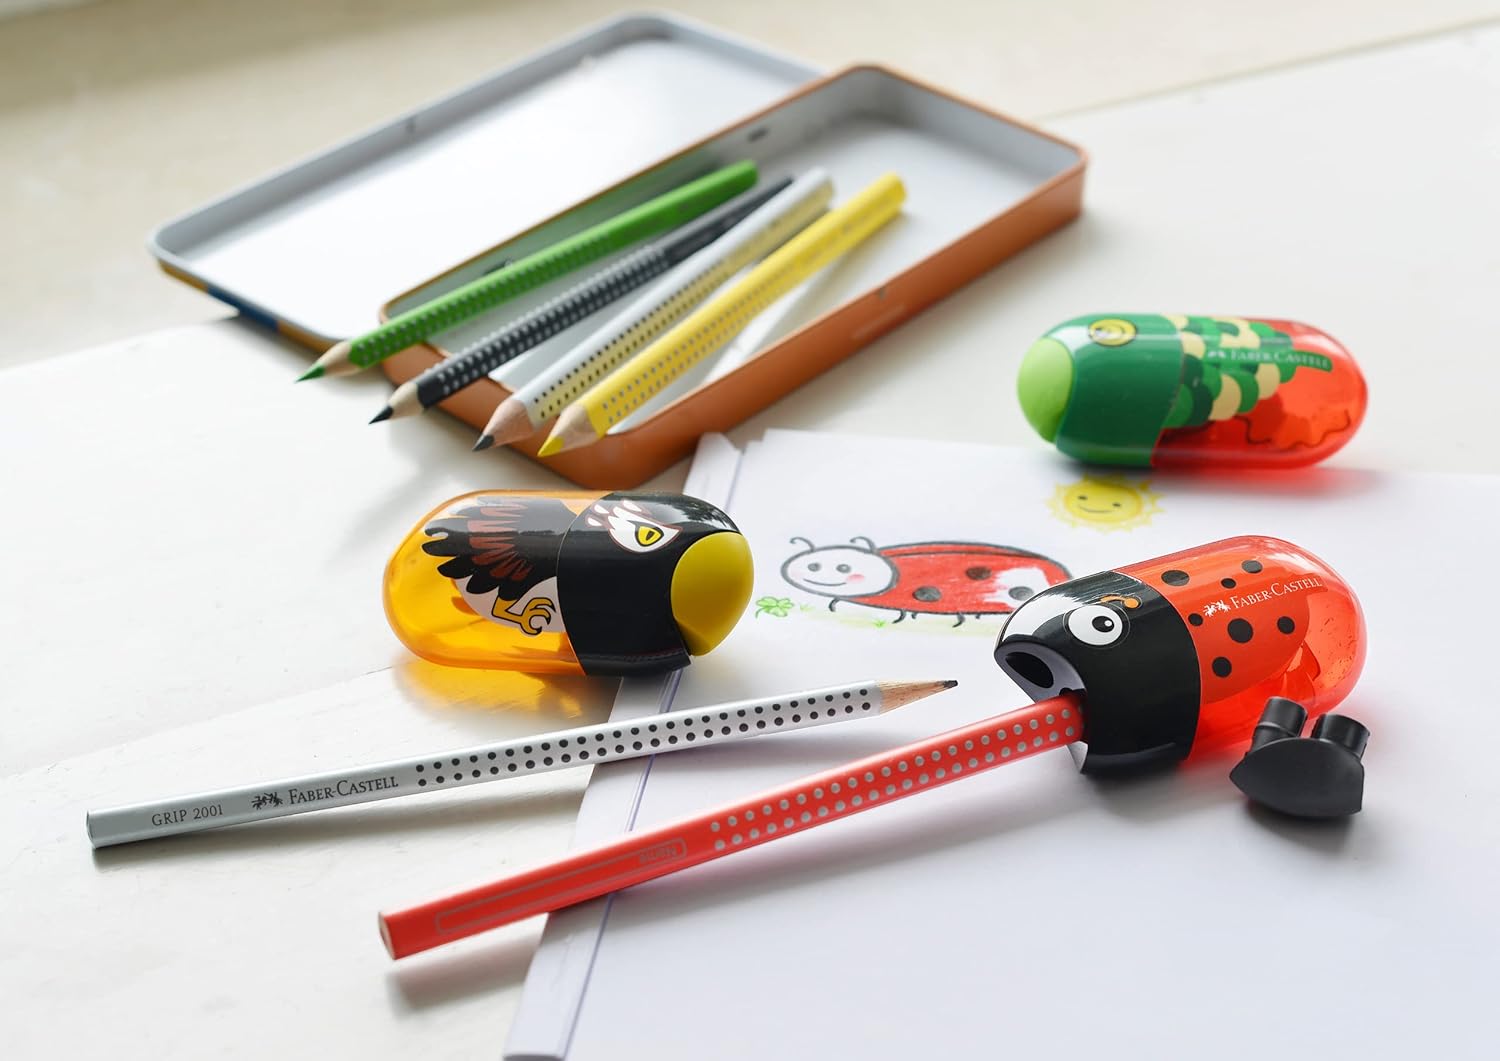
[[781, 538, 1071, 626], [994, 535, 1361, 771]]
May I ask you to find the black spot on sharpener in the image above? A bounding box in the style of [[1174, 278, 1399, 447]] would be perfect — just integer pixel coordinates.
[[1229, 697, 1369, 819]]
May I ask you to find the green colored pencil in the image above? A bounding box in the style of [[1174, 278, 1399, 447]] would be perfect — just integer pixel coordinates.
[[298, 160, 758, 380]]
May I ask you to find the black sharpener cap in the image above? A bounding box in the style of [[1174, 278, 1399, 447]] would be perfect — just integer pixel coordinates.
[[1230, 698, 1369, 819]]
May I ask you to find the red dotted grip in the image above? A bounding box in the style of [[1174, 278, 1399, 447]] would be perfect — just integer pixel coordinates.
[[380, 694, 1081, 959]]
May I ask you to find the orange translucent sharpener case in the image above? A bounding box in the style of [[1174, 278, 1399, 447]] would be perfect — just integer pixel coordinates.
[[378, 65, 1088, 488], [384, 489, 754, 677]]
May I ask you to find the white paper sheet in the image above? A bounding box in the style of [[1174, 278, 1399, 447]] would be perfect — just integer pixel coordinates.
[[512, 428, 1500, 1060], [504, 434, 740, 1061]]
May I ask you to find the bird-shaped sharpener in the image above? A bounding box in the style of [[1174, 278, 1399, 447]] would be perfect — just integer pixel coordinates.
[[384, 491, 753, 676]]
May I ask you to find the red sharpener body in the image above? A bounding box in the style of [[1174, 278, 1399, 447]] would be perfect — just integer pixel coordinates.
[[995, 535, 1365, 771]]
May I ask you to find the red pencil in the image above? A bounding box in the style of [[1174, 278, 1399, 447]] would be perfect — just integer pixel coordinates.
[[380, 693, 1080, 959]]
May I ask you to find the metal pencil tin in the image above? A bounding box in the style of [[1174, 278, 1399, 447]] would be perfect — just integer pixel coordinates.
[[149, 15, 1086, 486], [383, 64, 1086, 486]]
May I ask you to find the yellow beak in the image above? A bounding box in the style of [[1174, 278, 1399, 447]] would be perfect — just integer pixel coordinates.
[[669, 532, 755, 657]]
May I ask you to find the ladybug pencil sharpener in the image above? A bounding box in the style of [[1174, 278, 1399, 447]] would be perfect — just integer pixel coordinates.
[[1018, 314, 1367, 468], [995, 535, 1365, 772], [384, 490, 753, 677]]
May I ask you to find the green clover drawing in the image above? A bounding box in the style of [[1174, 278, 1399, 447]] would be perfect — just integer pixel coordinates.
[[754, 596, 795, 618]]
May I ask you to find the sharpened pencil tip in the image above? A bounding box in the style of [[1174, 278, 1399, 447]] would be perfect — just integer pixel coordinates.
[[472, 434, 495, 452], [536, 436, 564, 458], [481, 399, 541, 449], [369, 407, 393, 424], [295, 365, 324, 382], [878, 678, 962, 711], [307, 339, 354, 375]]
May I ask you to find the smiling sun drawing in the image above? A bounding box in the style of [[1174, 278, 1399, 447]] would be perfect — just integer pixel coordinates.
[[1049, 475, 1162, 531]]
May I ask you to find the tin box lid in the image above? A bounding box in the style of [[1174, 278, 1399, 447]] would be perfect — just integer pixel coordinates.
[[149, 13, 818, 345]]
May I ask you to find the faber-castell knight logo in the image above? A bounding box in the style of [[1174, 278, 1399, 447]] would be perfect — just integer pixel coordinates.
[[1219, 577, 1325, 613], [250, 792, 283, 809]]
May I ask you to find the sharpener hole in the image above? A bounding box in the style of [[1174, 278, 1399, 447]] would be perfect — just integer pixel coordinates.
[[1005, 651, 1054, 690]]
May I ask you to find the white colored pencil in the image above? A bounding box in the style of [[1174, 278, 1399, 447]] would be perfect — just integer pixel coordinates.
[[474, 168, 833, 450], [85, 678, 955, 848]]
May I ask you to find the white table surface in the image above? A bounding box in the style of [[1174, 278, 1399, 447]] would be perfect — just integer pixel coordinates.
[[4, 21, 1498, 1060]]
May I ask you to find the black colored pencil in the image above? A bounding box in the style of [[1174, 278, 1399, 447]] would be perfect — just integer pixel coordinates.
[[370, 177, 793, 422]]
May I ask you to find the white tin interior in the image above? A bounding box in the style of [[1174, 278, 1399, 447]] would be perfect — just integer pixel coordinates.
[[392, 66, 1085, 426], [148, 14, 816, 343]]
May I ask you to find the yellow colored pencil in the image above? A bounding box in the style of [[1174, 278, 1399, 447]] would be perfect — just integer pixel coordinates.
[[538, 173, 906, 455]]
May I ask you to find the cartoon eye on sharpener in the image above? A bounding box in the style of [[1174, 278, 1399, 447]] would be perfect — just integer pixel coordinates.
[[379, 535, 1367, 958], [384, 490, 753, 676], [1018, 314, 1368, 468], [992, 534, 1365, 770]]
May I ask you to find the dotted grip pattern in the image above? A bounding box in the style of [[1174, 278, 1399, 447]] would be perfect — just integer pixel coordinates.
[[349, 161, 757, 367], [581, 173, 906, 433], [413, 179, 794, 406], [414, 686, 880, 788], [415, 243, 671, 404], [380, 693, 1079, 959], [86, 680, 882, 848], [522, 173, 833, 425]]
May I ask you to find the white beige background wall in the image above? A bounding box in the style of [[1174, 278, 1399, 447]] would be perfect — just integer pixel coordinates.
[[3, 0, 1499, 366]]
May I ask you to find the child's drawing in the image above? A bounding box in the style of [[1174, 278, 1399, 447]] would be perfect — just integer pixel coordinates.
[[1049, 475, 1162, 531], [779, 538, 1071, 627], [754, 596, 796, 618]]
